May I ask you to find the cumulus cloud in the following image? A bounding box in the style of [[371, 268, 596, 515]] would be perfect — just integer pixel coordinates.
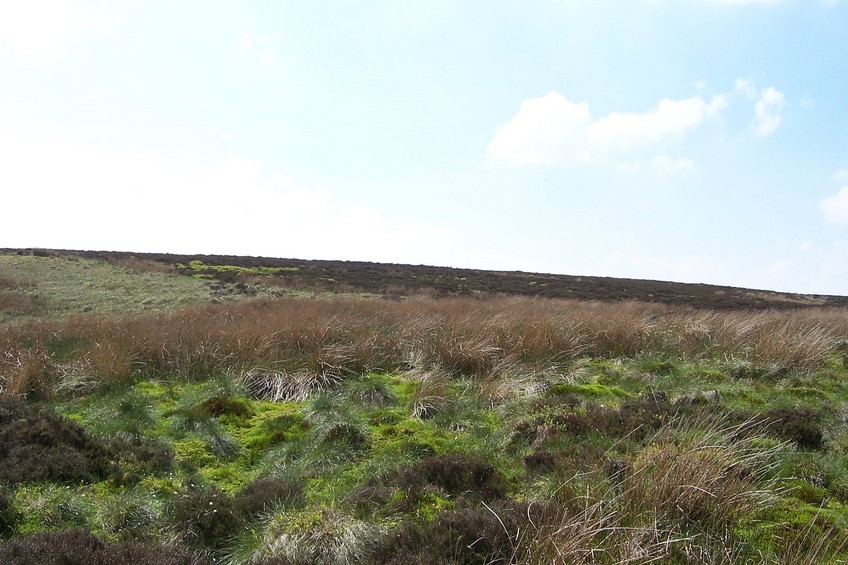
[[0, 0, 115, 62], [734, 79, 787, 137], [734, 78, 758, 99], [651, 155, 695, 175], [487, 92, 725, 167], [235, 29, 276, 66], [0, 135, 457, 263], [752, 86, 786, 137], [821, 186, 848, 224]]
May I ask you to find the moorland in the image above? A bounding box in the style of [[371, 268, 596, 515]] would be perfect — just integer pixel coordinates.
[[2, 248, 848, 563]]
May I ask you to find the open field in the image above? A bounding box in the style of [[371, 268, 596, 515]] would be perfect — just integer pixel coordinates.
[[3, 250, 848, 563], [0, 253, 225, 324]]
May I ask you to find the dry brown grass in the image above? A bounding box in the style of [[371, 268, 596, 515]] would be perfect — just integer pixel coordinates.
[[2, 295, 848, 397], [102, 255, 178, 275], [0, 292, 38, 315], [0, 345, 57, 399], [514, 416, 786, 564]]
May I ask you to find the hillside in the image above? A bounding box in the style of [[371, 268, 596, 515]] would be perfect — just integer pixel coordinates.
[[3, 248, 848, 563], [7, 248, 846, 310]]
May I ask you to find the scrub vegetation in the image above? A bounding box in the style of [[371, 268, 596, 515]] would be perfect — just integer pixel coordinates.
[[3, 250, 848, 563]]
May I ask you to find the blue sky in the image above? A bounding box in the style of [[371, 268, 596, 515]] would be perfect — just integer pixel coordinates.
[[2, 0, 848, 294]]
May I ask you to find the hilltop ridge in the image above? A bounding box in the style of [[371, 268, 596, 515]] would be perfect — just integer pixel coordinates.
[[5, 248, 845, 310]]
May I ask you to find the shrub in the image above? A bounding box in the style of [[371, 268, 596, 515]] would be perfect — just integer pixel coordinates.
[[507, 418, 541, 446], [234, 476, 305, 519], [348, 483, 402, 519], [107, 435, 174, 486], [758, 407, 824, 450], [372, 501, 562, 565], [585, 390, 675, 440], [197, 394, 254, 419], [398, 453, 506, 502], [0, 489, 19, 537], [165, 486, 242, 550], [0, 397, 114, 484], [524, 450, 559, 474], [0, 528, 202, 565], [549, 412, 590, 436]]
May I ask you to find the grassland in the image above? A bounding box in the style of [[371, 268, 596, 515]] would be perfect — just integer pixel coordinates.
[[3, 250, 848, 563], [0, 253, 225, 324]]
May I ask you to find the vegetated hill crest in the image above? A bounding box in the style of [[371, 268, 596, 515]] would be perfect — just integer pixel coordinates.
[[6, 248, 846, 310]]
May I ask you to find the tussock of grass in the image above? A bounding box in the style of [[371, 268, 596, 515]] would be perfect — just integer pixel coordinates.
[[248, 508, 380, 565], [241, 368, 340, 402]]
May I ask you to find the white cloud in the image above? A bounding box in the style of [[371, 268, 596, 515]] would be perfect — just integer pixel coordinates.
[[486, 93, 592, 166], [0, 135, 457, 264], [0, 0, 115, 62], [734, 78, 758, 100], [752, 86, 785, 137], [652, 155, 695, 175], [734, 79, 788, 137], [487, 92, 725, 167], [833, 169, 848, 181], [821, 186, 848, 224], [235, 28, 276, 67], [236, 30, 255, 56], [587, 96, 725, 150]]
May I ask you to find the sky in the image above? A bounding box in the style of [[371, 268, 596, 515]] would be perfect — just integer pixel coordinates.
[[1, 0, 848, 295]]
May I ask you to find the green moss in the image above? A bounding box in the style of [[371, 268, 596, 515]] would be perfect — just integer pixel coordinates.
[[548, 382, 630, 398], [372, 418, 453, 461], [13, 484, 94, 534], [137, 475, 182, 498], [636, 358, 677, 376], [237, 402, 309, 456], [787, 386, 830, 401], [752, 496, 848, 558], [198, 394, 255, 422], [367, 407, 406, 427], [388, 376, 419, 405], [199, 464, 247, 493], [687, 366, 730, 384], [184, 261, 299, 277], [415, 490, 455, 522], [173, 437, 217, 469]]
